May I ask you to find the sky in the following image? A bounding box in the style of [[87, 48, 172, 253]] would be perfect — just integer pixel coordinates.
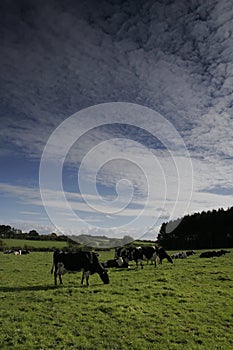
[[0, 0, 233, 242]]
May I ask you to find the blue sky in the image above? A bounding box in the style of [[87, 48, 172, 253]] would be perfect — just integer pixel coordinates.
[[0, 0, 233, 240]]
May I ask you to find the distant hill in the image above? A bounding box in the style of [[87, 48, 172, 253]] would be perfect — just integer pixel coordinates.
[[68, 234, 134, 248]]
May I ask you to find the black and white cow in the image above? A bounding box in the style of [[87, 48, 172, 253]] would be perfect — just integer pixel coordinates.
[[131, 246, 158, 269], [114, 247, 131, 261], [115, 246, 157, 269], [155, 246, 173, 264], [186, 250, 196, 256], [102, 257, 129, 268], [141, 246, 157, 266], [171, 252, 187, 259], [51, 250, 110, 286]]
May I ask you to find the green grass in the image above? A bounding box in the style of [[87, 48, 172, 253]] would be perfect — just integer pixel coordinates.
[[0, 250, 233, 349], [2, 238, 68, 250]]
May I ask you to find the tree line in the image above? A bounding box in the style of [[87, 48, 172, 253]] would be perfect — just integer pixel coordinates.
[[157, 206, 233, 249], [0, 225, 67, 241]]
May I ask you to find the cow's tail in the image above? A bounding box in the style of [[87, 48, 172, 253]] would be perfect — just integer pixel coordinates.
[[51, 262, 54, 274]]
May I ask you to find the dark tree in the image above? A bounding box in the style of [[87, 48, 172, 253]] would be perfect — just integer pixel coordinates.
[[158, 206, 233, 249]]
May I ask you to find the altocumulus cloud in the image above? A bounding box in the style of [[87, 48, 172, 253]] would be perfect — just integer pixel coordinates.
[[0, 0, 233, 237]]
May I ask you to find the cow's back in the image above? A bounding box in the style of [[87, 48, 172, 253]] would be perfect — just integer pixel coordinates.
[[55, 251, 91, 271]]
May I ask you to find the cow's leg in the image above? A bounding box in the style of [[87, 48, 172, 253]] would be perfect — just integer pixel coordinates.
[[86, 275, 89, 286], [53, 267, 58, 285], [54, 272, 62, 285], [81, 272, 85, 285], [81, 271, 90, 286], [152, 252, 157, 268], [54, 272, 57, 285], [58, 273, 63, 284], [137, 259, 143, 269]]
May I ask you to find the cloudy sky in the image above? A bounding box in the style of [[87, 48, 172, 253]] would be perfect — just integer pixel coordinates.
[[0, 0, 233, 240]]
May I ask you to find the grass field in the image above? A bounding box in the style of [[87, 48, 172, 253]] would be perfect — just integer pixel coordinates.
[[0, 249, 232, 349], [2, 239, 68, 250]]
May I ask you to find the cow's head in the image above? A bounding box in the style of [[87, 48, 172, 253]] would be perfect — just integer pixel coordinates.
[[99, 269, 110, 284]]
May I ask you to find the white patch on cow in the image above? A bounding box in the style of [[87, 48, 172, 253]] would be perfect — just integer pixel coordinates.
[[83, 270, 91, 277], [152, 252, 157, 261], [57, 262, 67, 275], [14, 250, 21, 255], [172, 252, 187, 259], [116, 257, 124, 267]]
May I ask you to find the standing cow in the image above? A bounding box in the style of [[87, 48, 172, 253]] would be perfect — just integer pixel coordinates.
[[155, 246, 173, 264], [51, 250, 109, 286], [115, 246, 157, 269], [131, 246, 157, 269]]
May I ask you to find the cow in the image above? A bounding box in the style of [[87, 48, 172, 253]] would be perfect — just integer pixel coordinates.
[[171, 252, 187, 259], [200, 249, 230, 258], [114, 247, 131, 261], [155, 246, 173, 264], [51, 250, 109, 286], [102, 257, 129, 268], [115, 246, 157, 269], [3, 249, 13, 254], [14, 250, 21, 255], [130, 247, 144, 269], [21, 249, 30, 255], [186, 250, 196, 256], [131, 246, 158, 269], [141, 246, 157, 266], [13, 249, 30, 255]]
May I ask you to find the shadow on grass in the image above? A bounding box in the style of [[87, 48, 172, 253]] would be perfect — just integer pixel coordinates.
[[0, 285, 58, 292], [109, 267, 138, 272], [0, 282, 108, 293]]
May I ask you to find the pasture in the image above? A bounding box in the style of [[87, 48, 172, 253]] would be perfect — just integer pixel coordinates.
[[2, 239, 68, 250], [0, 249, 232, 349]]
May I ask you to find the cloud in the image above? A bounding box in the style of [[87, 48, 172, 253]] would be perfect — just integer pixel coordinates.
[[1, 0, 233, 235], [20, 211, 40, 215], [1, 1, 233, 156]]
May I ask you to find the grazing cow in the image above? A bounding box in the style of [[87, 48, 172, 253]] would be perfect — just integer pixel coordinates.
[[103, 257, 129, 268], [155, 246, 173, 264], [51, 250, 109, 286]]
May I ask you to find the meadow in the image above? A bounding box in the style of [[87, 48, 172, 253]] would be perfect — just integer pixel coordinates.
[[2, 239, 68, 250], [0, 249, 232, 349]]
